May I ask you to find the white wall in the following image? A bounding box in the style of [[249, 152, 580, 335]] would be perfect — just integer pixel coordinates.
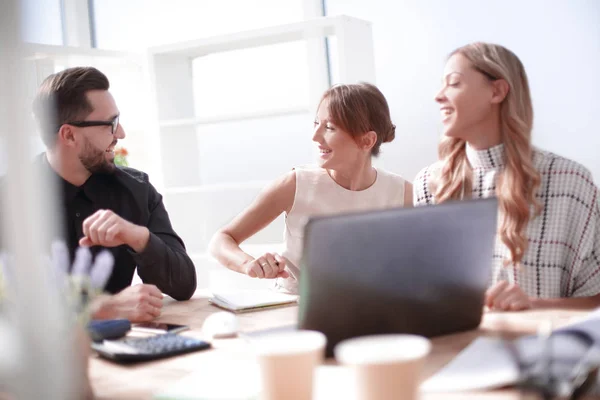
[[326, 0, 600, 183]]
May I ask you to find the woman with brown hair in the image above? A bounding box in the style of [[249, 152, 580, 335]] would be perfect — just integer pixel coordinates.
[[414, 42, 600, 311], [210, 83, 412, 294]]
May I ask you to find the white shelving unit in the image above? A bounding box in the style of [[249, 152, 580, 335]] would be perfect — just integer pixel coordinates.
[[23, 42, 143, 86], [147, 15, 375, 190], [146, 15, 376, 285]]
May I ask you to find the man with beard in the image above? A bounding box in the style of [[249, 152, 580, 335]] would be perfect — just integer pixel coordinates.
[[28, 67, 197, 322]]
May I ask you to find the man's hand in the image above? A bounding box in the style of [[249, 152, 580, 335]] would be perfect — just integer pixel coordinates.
[[244, 252, 289, 279], [79, 209, 150, 252], [485, 280, 532, 311], [91, 284, 164, 322]]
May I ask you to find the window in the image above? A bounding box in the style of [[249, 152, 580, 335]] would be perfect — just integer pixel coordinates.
[[92, 0, 311, 186], [192, 41, 310, 118], [92, 0, 304, 50], [21, 0, 64, 45]]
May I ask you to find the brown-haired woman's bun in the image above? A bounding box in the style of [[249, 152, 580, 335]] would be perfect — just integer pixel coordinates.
[[383, 124, 396, 143]]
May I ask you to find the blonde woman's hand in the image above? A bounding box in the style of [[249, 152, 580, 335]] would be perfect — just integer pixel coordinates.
[[244, 253, 289, 279], [485, 280, 532, 311]]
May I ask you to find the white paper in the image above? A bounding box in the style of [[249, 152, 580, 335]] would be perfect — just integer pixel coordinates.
[[154, 360, 261, 400], [420, 337, 520, 392], [154, 361, 357, 400]]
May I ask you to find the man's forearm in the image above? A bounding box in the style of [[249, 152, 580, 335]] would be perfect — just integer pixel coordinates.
[[126, 225, 150, 253], [89, 295, 116, 320], [132, 233, 197, 300]]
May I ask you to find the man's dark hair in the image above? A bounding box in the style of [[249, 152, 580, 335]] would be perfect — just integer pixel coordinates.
[[32, 67, 110, 147]]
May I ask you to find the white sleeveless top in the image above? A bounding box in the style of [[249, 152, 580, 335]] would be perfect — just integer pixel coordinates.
[[276, 165, 408, 293]]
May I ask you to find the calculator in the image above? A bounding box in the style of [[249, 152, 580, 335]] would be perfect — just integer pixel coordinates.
[[92, 333, 211, 363]]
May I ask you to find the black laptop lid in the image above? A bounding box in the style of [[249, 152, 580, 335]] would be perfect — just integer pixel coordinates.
[[298, 198, 498, 356]]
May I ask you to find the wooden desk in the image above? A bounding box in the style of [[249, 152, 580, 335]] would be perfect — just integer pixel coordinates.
[[89, 293, 589, 399]]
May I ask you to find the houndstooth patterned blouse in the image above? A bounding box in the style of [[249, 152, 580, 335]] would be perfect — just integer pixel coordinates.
[[414, 143, 600, 299]]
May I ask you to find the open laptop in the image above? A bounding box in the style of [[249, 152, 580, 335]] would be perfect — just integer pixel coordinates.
[[297, 198, 498, 356]]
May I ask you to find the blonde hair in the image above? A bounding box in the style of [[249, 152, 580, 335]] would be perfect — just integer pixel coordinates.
[[433, 42, 541, 265]]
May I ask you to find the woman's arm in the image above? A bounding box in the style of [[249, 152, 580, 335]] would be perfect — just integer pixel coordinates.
[[403, 181, 413, 207], [208, 171, 296, 278], [486, 281, 600, 311], [531, 295, 600, 310]]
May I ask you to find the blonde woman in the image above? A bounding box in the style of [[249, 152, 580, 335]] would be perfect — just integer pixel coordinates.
[[414, 43, 600, 311]]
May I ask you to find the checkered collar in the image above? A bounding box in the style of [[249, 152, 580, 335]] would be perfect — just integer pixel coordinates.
[[466, 142, 505, 169]]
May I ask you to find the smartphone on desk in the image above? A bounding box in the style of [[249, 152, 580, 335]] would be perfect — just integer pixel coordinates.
[[131, 322, 189, 334]]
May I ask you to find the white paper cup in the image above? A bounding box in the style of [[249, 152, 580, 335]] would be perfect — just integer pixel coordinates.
[[335, 334, 431, 400], [252, 330, 327, 400]]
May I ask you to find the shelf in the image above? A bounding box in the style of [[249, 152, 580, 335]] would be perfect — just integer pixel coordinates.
[[148, 15, 370, 58], [163, 180, 271, 195], [159, 106, 309, 128], [23, 42, 142, 61], [147, 13, 375, 192]]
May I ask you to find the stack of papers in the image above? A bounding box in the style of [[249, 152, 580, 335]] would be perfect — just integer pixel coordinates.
[[209, 290, 298, 313]]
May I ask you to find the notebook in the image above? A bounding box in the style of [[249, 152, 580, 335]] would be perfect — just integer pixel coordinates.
[[209, 290, 299, 313]]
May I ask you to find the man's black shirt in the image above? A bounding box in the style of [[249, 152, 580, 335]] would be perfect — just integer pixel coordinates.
[[34, 154, 197, 300]]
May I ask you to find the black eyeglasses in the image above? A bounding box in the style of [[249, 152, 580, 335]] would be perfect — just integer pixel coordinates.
[[66, 115, 120, 134]]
